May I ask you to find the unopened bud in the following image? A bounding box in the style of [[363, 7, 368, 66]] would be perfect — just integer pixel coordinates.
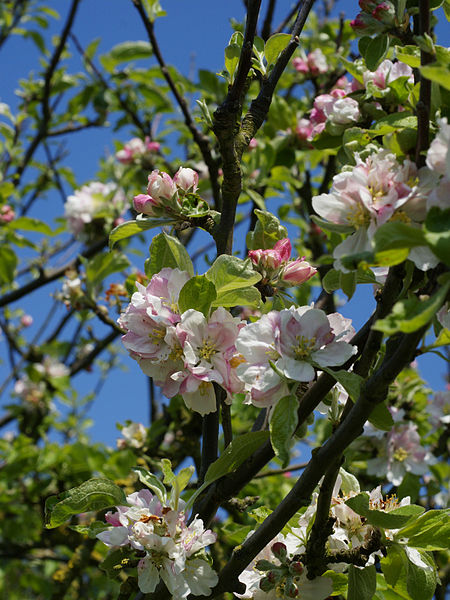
[[259, 575, 276, 592], [255, 559, 275, 572], [285, 577, 299, 597], [271, 541, 288, 561], [289, 561, 304, 576]]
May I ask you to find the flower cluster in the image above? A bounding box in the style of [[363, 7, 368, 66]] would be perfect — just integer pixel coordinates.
[[116, 137, 160, 164], [293, 48, 328, 77], [118, 267, 245, 415], [97, 489, 217, 598], [351, 0, 396, 35], [235, 306, 356, 408], [312, 148, 438, 271], [64, 181, 127, 238], [296, 88, 360, 141], [248, 238, 317, 291], [133, 167, 200, 219]]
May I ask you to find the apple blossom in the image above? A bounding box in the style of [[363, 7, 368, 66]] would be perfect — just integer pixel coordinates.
[[293, 48, 328, 76], [64, 181, 126, 237], [363, 59, 413, 90], [13, 377, 46, 404], [312, 149, 438, 270], [173, 167, 199, 193], [97, 489, 217, 598], [117, 422, 147, 449], [235, 306, 356, 407], [427, 390, 450, 430], [366, 421, 435, 485]]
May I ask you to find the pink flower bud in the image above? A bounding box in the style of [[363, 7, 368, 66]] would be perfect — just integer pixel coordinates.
[[144, 137, 160, 153], [259, 576, 276, 592], [248, 248, 283, 270], [114, 217, 125, 226], [350, 13, 369, 33], [20, 315, 33, 327], [296, 118, 314, 141], [116, 148, 133, 164], [285, 579, 299, 598], [359, 0, 377, 12], [173, 167, 199, 193], [0, 204, 15, 223], [133, 194, 158, 216], [147, 170, 177, 200], [249, 137, 258, 149], [273, 238, 292, 262], [282, 259, 317, 285]]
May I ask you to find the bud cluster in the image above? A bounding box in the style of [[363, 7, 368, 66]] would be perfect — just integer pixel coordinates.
[[350, 0, 396, 35], [133, 167, 209, 222], [248, 238, 317, 291], [255, 543, 305, 598]]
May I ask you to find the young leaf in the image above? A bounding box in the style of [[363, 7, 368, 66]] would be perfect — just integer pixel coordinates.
[[146, 232, 194, 277], [423, 206, 450, 266], [109, 218, 175, 249], [345, 493, 425, 529], [318, 367, 363, 402], [373, 281, 450, 335], [264, 33, 291, 66], [7, 216, 54, 235], [404, 548, 437, 600], [45, 478, 126, 529], [269, 395, 299, 468], [211, 285, 261, 309], [85, 251, 129, 293], [161, 458, 175, 485], [206, 255, 261, 293], [246, 209, 288, 250], [373, 222, 426, 252], [133, 467, 167, 504], [365, 34, 389, 71], [178, 275, 217, 316], [0, 247, 17, 284]]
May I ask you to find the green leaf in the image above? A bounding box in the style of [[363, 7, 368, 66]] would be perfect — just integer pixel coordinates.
[[178, 275, 217, 316], [346, 493, 425, 529], [348, 564, 376, 600], [368, 401, 395, 431], [85, 251, 129, 293], [0, 247, 17, 284], [211, 285, 261, 309], [133, 467, 167, 504], [395, 45, 421, 68], [395, 509, 450, 550], [318, 367, 363, 402], [264, 33, 291, 66], [339, 468, 360, 495], [420, 64, 450, 90], [365, 34, 389, 71], [206, 255, 261, 293], [109, 40, 152, 63], [170, 466, 195, 510], [340, 270, 357, 300], [8, 216, 54, 235], [146, 232, 194, 277], [405, 549, 437, 600], [141, 0, 166, 21], [374, 222, 426, 252], [248, 505, 273, 524], [161, 458, 175, 485], [444, 0, 450, 20], [224, 33, 242, 83], [381, 544, 409, 593], [423, 206, 450, 265], [373, 281, 450, 335], [185, 431, 269, 509], [109, 218, 175, 248], [44, 478, 126, 528], [269, 395, 298, 468], [246, 209, 288, 250]]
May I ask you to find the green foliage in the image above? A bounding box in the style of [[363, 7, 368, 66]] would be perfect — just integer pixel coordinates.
[[348, 564, 376, 600], [246, 209, 288, 250], [206, 254, 261, 308], [178, 275, 217, 315], [45, 478, 127, 529], [345, 493, 425, 529], [269, 395, 299, 468], [145, 232, 194, 276]]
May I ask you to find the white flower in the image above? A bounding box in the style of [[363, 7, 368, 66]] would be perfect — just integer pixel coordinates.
[[118, 422, 147, 449], [97, 489, 217, 599], [426, 117, 450, 178]]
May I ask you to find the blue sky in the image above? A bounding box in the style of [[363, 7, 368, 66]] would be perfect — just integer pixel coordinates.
[[1, 0, 449, 447]]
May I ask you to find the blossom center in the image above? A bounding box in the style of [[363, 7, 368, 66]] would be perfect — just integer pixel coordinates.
[[198, 339, 217, 361], [389, 210, 411, 224], [148, 327, 166, 343], [229, 354, 246, 369], [294, 335, 316, 359], [347, 203, 371, 229], [393, 447, 409, 462]]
